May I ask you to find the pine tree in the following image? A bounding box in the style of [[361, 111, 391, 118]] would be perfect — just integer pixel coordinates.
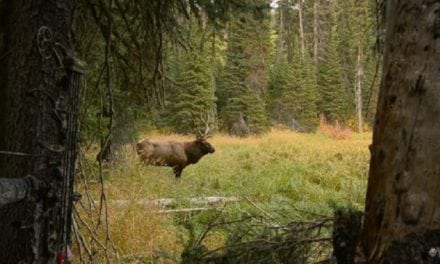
[[267, 58, 292, 123], [298, 52, 320, 129], [287, 42, 319, 130], [220, 47, 270, 136], [356, 0, 380, 129], [270, 1, 320, 131], [334, 0, 356, 91], [275, 0, 301, 63], [219, 51, 250, 135], [166, 48, 217, 134], [317, 21, 347, 123], [218, 2, 271, 136], [311, 0, 332, 68]]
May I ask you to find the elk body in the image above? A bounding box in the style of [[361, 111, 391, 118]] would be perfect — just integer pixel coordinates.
[[136, 138, 215, 178]]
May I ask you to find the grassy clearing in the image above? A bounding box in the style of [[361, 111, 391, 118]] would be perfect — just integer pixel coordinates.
[[75, 128, 371, 262]]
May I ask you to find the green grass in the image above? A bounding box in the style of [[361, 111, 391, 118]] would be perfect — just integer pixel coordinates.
[[75, 129, 371, 261]]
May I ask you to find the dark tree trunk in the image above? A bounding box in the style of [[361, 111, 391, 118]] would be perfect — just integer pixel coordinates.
[[357, 1, 440, 263], [0, 0, 75, 262]]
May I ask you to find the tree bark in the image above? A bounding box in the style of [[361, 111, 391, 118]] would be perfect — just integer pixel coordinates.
[[313, 0, 319, 66], [298, 0, 306, 57], [355, 44, 363, 133], [358, 0, 440, 263], [0, 0, 75, 262], [277, 5, 284, 63]]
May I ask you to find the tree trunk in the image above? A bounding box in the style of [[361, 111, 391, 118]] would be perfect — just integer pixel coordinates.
[[358, 1, 440, 263], [313, 0, 319, 66], [0, 0, 75, 262], [298, 0, 305, 57], [355, 44, 363, 133], [277, 5, 284, 63]]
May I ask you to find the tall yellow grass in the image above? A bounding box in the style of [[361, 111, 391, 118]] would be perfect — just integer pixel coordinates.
[[74, 128, 372, 262]]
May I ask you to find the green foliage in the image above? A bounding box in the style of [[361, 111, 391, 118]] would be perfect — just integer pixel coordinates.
[[270, 0, 379, 128], [220, 59, 270, 135], [73, 0, 382, 261], [180, 208, 333, 264], [333, 0, 356, 103], [354, 0, 381, 126], [192, 0, 271, 29], [317, 23, 348, 123], [78, 0, 380, 140], [77, 129, 371, 261], [294, 51, 320, 130], [274, 0, 300, 62], [218, 5, 271, 136], [267, 58, 293, 124], [165, 49, 217, 134], [327, 0, 379, 123], [269, 49, 320, 132]]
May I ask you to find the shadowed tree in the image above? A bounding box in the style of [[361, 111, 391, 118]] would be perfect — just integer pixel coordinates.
[[0, 0, 77, 262], [357, 1, 440, 263]]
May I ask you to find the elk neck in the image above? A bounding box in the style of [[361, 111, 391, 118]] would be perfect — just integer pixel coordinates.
[[185, 141, 204, 164]]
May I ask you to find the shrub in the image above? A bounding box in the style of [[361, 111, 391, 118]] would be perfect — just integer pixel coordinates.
[[318, 116, 352, 140]]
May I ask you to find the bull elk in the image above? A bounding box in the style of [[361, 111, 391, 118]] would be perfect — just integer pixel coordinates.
[[136, 117, 215, 178]]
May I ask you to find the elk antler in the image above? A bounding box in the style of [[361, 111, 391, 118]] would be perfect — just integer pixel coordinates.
[[192, 111, 213, 141]]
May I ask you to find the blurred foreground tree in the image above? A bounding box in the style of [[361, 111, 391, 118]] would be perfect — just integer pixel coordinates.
[[357, 1, 440, 263], [0, 0, 77, 262]]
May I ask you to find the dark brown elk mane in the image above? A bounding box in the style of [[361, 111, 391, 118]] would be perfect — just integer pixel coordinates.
[[136, 136, 215, 178]]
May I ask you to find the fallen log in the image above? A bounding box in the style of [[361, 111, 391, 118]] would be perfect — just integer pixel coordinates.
[[153, 207, 217, 214], [95, 196, 238, 208]]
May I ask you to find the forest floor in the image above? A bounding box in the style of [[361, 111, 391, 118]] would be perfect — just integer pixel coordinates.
[[75, 128, 371, 263]]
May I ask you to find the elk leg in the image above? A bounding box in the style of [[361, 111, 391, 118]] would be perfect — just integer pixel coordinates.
[[173, 166, 183, 178]]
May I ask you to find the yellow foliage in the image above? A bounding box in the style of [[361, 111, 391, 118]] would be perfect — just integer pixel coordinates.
[[318, 116, 352, 140]]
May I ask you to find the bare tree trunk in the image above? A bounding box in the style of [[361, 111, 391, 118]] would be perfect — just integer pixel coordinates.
[[313, 0, 319, 66], [298, 0, 305, 57], [277, 5, 284, 63], [0, 0, 76, 262], [355, 44, 363, 133], [357, 0, 440, 263]]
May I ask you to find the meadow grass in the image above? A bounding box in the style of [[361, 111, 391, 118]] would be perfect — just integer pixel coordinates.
[[75, 128, 371, 262]]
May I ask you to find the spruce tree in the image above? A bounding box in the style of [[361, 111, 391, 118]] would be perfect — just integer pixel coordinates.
[[286, 41, 319, 131], [333, 0, 356, 93], [317, 22, 347, 123], [218, 3, 271, 136], [297, 51, 320, 130], [355, 0, 379, 128], [267, 58, 293, 124], [166, 49, 217, 134]]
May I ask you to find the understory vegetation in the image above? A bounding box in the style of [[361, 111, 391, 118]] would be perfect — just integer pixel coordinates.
[[67, 0, 379, 262], [74, 128, 370, 262]]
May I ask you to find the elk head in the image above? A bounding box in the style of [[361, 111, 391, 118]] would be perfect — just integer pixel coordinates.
[[192, 111, 215, 154]]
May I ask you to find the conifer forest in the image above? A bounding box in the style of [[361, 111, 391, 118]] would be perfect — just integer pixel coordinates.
[[1, 0, 440, 263], [78, 0, 380, 142]]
